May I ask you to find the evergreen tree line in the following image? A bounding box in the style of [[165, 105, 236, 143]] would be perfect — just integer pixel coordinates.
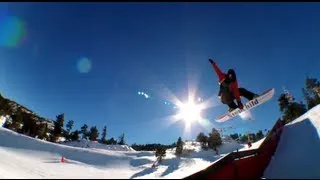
[[0, 94, 127, 145], [196, 128, 222, 150], [155, 136, 184, 163], [229, 129, 266, 144], [131, 142, 177, 151], [278, 76, 320, 124]]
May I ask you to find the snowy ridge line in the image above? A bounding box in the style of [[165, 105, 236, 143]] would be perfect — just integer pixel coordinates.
[[184, 119, 285, 179]]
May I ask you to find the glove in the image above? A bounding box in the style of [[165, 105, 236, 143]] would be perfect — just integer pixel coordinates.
[[237, 100, 244, 109], [208, 59, 215, 64]]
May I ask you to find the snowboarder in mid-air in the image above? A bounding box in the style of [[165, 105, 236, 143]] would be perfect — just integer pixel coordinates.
[[209, 58, 259, 112]]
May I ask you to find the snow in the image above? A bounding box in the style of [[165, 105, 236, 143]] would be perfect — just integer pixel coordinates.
[[238, 137, 266, 151], [0, 127, 244, 179], [0, 115, 10, 127], [59, 139, 136, 152], [2, 105, 318, 178], [263, 104, 320, 179]]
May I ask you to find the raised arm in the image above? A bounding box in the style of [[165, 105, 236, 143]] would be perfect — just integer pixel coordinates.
[[209, 59, 226, 84]]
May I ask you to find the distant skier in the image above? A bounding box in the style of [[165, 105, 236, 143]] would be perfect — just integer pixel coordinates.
[[209, 59, 259, 112]]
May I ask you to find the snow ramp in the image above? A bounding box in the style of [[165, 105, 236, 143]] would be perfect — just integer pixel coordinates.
[[264, 105, 320, 178], [184, 104, 320, 179]]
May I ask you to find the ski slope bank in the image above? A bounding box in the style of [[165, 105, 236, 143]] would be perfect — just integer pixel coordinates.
[[263, 105, 320, 178], [0, 146, 134, 179], [0, 127, 141, 178], [0, 127, 138, 167]]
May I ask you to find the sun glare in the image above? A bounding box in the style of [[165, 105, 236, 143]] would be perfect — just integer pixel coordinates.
[[176, 100, 202, 124], [156, 70, 218, 134]]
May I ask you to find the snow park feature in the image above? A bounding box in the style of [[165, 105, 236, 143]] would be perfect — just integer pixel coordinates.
[[184, 104, 320, 179]]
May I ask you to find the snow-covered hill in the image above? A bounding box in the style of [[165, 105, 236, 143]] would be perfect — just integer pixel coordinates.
[[1, 106, 319, 179], [0, 126, 252, 179]]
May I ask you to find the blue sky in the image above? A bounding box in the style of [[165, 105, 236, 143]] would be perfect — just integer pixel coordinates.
[[0, 3, 320, 144]]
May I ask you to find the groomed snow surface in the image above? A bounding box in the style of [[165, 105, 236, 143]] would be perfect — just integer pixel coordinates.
[[0, 123, 252, 179], [1, 105, 319, 179]]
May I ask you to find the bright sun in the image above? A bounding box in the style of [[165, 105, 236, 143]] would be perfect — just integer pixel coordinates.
[[158, 74, 219, 135], [175, 100, 203, 124]]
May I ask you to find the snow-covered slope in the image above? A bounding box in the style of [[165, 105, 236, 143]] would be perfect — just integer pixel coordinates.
[[0, 127, 241, 179], [264, 104, 320, 178], [59, 140, 135, 152], [2, 109, 293, 179]]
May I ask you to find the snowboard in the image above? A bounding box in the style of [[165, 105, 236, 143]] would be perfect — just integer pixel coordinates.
[[215, 88, 275, 122]]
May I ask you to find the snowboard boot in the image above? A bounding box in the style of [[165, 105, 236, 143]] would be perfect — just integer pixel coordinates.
[[228, 107, 236, 112], [228, 101, 238, 112], [252, 94, 259, 99]]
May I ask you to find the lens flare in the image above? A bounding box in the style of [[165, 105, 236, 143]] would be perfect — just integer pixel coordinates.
[[77, 57, 92, 73], [0, 16, 26, 48]]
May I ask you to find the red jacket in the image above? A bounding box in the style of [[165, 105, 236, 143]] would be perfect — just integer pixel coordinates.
[[210, 62, 241, 101]]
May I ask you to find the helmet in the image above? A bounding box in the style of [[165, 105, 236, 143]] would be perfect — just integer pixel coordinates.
[[227, 69, 237, 82]]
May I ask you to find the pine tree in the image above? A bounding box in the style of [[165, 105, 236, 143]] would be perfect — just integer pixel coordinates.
[[53, 113, 65, 139], [89, 126, 99, 141], [30, 115, 38, 137], [196, 132, 208, 150], [65, 120, 74, 140], [155, 146, 166, 163], [21, 113, 36, 136], [240, 134, 249, 143], [107, 137, 117, 145], [208, 128, 222, 150], [278, 93, 291, 112], [0, 98, 12, 117], [118, 133, 125, 145], [66, 120, 74, 134], [36, 123, 48, 140], [12, 109, 23, 131], [101, 126, 107, 144], [278, 91, 307, 124], [71, 130, 80, 141], [302, 77, 320, 110], [283, 101, 307, 124], [175, 137, 183, 156], [43, 123, 49, 140], [80, 124, 89, 140], [256, 130, 264, 141], [230, 133, 239, 140]]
